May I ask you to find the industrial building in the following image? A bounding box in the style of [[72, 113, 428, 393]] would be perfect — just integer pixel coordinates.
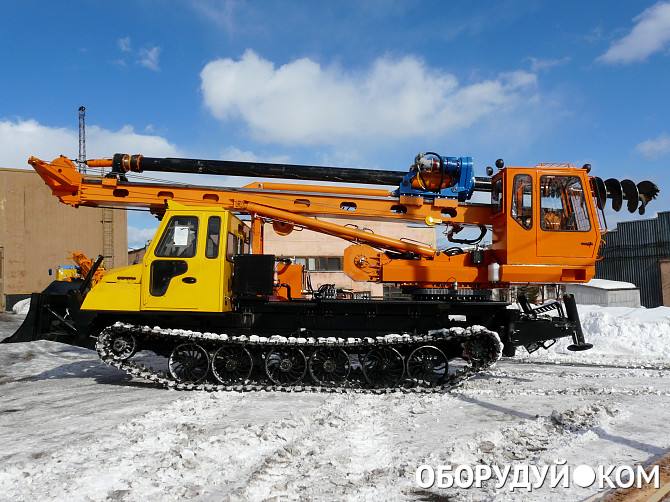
[[0, 168, 127, 310], [596, 210, 670, 307], [565, 279, 641, 308]]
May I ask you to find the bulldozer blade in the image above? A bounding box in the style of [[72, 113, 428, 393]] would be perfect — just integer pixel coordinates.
[[604, 178, 623, 212], [592, 177, 607, 210], [2, 281, 92, 348], [637, 180, 660, 215], [4, 293, 54, 344], [620, 179, 639, 213]]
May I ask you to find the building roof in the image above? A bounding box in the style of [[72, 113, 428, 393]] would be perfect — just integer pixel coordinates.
[[583, 278, 637, 290]]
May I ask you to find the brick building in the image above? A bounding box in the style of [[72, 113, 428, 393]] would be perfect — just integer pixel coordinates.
[[0, 168, 127, 310]]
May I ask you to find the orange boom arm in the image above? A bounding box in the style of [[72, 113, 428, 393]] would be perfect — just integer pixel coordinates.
[[28, 154, 658, 290]]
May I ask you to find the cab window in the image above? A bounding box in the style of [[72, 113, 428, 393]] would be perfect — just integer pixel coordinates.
[[150, 261, 187, 296], [205, 216, 221, 259], [242, 226, 250, 254], [226, 233, 236, 262], [226, 233, 245, 262], [511, 174, 532, 230], [491, 178, 503, 214], [155, 216, 198, 257], [540, 175, 591, 232]]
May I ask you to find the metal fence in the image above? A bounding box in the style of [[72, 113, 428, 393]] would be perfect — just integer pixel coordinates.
[[595, 211, 670, 307]]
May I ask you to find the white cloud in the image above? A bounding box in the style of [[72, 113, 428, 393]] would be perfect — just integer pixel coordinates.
[[636, 133, 670, 159], [189, 0, 239, 32], [0, 119, 179, 169], [200, 50, 538, 145], [114, 37, 161, 71], [0, 120, 73, 169], [87, 124, 178, 158], [598, 1, 670, 64], [219, 146, 289, 163], [111, 37, 162, 71], [118, 36, 132, 52], [138, 46, 161, 71], [527, 56, 571, 72], [127, 225, 158, 249]]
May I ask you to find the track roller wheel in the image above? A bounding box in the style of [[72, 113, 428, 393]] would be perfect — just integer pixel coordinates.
[[109, 333, 137, 361], [407, 345, 448, 386], [168, 343, 209, 383], [461, 337, 489, 364], [308, 348, 350, 386], [362, 347, 405, 387], [211, 346, 253, 384], [265, 348, 307, 385]]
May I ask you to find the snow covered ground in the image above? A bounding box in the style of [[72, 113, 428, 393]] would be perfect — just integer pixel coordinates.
[[1, 306, 669, 501]]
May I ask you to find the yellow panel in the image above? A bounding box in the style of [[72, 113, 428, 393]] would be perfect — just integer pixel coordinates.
[[83, 281, 141, 311], [82, 264, 143, 311]]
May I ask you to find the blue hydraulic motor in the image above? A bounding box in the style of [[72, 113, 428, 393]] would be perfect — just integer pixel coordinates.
[[398, 152, 475, 202]]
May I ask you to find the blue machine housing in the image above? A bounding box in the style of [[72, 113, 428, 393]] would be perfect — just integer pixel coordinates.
[[398, 156, 475, 202]]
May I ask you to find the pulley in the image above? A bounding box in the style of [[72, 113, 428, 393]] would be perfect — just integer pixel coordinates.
[[272, 221, 295, 236]]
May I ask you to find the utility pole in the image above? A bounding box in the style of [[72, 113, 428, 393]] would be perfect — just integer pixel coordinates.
[[78, 106, 86, 174], [78, 106, 115, 268]]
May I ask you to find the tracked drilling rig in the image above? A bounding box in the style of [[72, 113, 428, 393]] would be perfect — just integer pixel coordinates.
[[5, 151, 659, 391]]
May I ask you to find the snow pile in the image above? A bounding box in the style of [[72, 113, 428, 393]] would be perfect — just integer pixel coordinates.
[[526, 305, 670, 366], [445, 403, 620, 466], [419, 404, 623, 500], [12, 298, 30, 315]]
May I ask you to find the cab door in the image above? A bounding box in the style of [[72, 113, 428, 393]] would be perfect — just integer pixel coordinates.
[[536, 172, 599, 259], [141, 212, 225, 312], [222, 216, 250, 310]]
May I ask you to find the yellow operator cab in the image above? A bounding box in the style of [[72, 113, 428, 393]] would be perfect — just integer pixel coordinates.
[[82, 202, 249, 313]]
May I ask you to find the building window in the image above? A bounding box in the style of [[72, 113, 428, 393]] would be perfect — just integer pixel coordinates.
[[288, 256, 342, 271]]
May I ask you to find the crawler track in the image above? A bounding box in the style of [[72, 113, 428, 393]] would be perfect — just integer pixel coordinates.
[[96, 323, 502, 393]]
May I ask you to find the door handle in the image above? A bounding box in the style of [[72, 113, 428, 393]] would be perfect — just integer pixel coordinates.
[[581, 242, 594, 246], [182, 277, 197, 284]]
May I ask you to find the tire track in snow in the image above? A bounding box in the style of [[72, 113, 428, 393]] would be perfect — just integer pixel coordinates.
[[418, 403, 625, 501], [459, 362, 670, 398], [461, 385, 670, 398], [0, 377, 438, 502], [214, 393, 432, 501], [0, 392, 331, 501]]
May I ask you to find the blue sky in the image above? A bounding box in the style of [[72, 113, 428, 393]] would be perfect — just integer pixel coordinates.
[[1, 0, 669, 248]]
